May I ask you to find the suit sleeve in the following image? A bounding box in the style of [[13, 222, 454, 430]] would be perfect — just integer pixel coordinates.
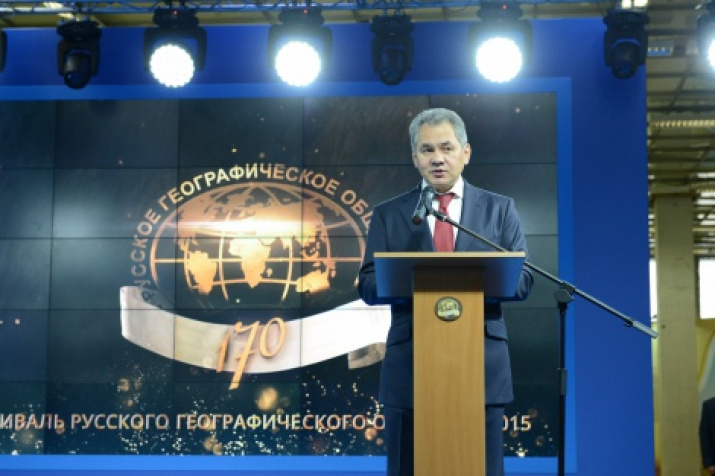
[[702, 399, 715, 468], [358, 204, 391, 306], [497, 197, 534, 302]]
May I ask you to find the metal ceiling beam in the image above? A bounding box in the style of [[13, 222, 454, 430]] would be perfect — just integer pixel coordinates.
[[0, 0, 616, 17], [648, 104, 715, 111], [648, 134, 715, 139]]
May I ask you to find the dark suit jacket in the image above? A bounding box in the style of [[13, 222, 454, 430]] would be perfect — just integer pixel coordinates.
[[358, 180, 534, 409], [701, 397, 715, 468]]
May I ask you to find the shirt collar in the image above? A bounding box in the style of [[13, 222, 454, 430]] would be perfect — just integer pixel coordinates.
[[421, 176, 464, 199]]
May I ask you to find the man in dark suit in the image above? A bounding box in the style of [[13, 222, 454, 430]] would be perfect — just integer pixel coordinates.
[[701, 396, 715, 473], [358, 108, 534, 476]]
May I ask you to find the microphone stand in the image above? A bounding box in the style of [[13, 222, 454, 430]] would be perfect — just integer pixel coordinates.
[[429, 206, 657, 476]]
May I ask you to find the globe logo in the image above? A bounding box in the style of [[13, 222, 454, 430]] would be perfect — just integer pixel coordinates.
[[148, 182, 366, 315]]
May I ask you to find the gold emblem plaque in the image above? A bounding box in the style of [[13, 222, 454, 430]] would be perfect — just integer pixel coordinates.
[[434, 296, 462, 322]]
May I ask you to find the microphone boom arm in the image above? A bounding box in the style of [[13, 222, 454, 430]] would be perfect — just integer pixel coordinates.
[[429, 207, 657, 339]]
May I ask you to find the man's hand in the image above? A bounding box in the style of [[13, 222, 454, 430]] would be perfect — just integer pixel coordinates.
[[705, 465, 715, 474]]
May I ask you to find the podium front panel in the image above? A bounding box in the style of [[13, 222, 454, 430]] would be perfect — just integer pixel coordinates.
[[413, 266, 485, 476]]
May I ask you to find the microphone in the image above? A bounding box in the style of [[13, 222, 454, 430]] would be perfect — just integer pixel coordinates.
[[412, 186, 435, 224]]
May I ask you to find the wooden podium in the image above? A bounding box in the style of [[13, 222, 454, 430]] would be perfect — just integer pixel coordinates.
[[374, 251, 526, 476]]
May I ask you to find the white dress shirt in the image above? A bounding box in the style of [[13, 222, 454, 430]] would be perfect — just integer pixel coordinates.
[[422, 176, 464, 248]]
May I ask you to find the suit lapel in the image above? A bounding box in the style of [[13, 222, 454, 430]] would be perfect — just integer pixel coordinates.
[[455, 181, 485, 251]]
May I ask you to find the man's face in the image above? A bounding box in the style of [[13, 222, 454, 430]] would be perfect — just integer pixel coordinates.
[[412, 121, 471, 193]]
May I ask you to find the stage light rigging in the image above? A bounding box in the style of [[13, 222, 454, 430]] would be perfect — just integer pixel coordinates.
[[144, 5, 206, 88], [267, 4, 332, 87], [469, 2, 531, 83], [603, 8, 649, 79], [370, 13, 414, 86], [57, 18, 101, 90]]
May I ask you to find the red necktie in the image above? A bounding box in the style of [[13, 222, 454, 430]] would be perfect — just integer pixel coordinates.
[[433, 193, 455, 252]]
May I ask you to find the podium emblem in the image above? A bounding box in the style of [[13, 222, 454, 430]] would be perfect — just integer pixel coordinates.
[[434, 296, 462, 321]]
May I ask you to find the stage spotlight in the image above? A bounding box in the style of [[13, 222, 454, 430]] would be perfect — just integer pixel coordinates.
[[144, 6, 206, 88], [370, 13, 414, 86], [268, 5, 332, 87], [57, 19, 101, 89], [469, 3, 531, 83], [698, 2, 715, 70], [603, 8, 649, 79]]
